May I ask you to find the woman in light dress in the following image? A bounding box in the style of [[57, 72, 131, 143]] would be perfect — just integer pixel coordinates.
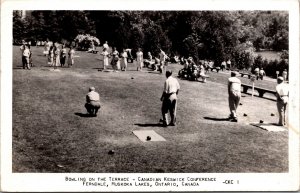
[[68, 46, 75, 67], [48, 46, 54, 66], [111, 47, 119, 72], [101, 48, 109, 70], [120, 48, 128, 71], [53, 44, 61, 69], [136, 48, 143, 71]]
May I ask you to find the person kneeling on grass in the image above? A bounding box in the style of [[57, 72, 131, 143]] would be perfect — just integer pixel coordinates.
[[85, 87, 101, 117]]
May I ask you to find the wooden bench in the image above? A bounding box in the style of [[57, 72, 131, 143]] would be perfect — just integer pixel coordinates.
[[240, 72, 251, 79], [209, 67, 220, 73], [241, 83, 276, 97]]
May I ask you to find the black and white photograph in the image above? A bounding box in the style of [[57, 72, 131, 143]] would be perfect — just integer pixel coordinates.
[[1, 0, 299, 192]]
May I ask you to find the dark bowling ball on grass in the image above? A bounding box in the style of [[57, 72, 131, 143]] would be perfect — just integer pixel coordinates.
[[271, 113, 275, 116], [131, 77, 134, 79], [243, 113, 247, 116], [108, 150, 115, 155], [239, 103, 243, 105], [260, 120, 264, 123], [146, 136, 151, 141]]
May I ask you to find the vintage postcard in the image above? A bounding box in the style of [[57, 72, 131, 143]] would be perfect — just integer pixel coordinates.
[[1, 0, 299, 191]]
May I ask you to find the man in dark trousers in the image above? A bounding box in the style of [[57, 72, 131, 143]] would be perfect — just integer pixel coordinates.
[[161, 70, 180, 126]]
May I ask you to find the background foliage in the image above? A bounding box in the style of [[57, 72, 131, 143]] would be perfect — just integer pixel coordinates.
[[13, 10, 288, 75]]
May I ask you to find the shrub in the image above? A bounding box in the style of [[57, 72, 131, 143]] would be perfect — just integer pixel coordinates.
[[74, 34, 100, 50]]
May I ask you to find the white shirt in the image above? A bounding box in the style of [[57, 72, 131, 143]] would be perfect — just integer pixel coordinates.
[[276, 83, 289, 96], [228, 77, 241, 93], [276, 82, 289, 103], [159, 51, 167, 62], [103, 43, 109, 49], [164, 76, 180, 94], [23, 48, 30, 57], [87, 91, 100, 102]]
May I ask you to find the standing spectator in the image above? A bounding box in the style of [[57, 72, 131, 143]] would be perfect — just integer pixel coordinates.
[[27, 44, 33, 67], [103, 41, 109, 50], [199, 63, 207, 83], [275, 77, 289, 126], [111, 47, 119, 72], [101, 48, 109, 70], [159, 49, 168, 74], [20, 40, 26, 67], [259, 68, 266, 80], [85, 87, 101, 117], [228, 71, 241, 122], [53, 44, 61, 69], [44, 40, 51, 56], [136, 48, 143, 71], [48, 46, 54, 66], [160, 70, 180, 126], [120, 49, 128, 71], [144, 52, 153, 68], [60, 45, 67, 67], [22, 44, 31, 70], [226, 59, 231, 70], [221, 61, 226, 71], [254, 67, 260, 80], [125, 48, 133, 63], [68, 46, 75, 67], [282, 69, 288, 81]]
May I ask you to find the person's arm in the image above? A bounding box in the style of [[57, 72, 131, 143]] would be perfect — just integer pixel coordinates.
[[161, 81, 167, 101], [86, 95, 90, 103]]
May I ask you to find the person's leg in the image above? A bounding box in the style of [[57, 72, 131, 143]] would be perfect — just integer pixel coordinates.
[[228, 94, 235, 118], [85, 103, 93, 115], [169, 98, 177, 125], [277, 102, 284, 125], [283, 103, 287, 125], [22, 56, 26, 69], [26, 57, 30, 70], [161, 100, 169, 126]]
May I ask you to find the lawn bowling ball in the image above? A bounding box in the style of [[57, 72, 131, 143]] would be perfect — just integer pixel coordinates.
[[146, 136, 151, 141], [131, 77, 134, 79], [260, 120, 264, 123], [239, 103, 243, 105], [243, 113, 247, 116], [271, 113, 275, 116], [108, 150, 115, 155]]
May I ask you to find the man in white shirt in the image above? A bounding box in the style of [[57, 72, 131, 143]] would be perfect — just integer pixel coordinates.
[[160, 70, 180, 126], [159, 49, 168, 74], [85, 87, 101, 117], [103, 41, 109, 50], [276, 77, 289, 126], [228, 71, 241, 122]]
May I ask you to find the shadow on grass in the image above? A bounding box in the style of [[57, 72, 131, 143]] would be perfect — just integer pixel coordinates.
[[134, 123, 164, 127], [203, 116, 230, 121], [74, 112, 94, 118]]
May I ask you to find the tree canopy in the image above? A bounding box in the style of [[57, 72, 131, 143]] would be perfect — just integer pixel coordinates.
[[13, 10, 288, 64]]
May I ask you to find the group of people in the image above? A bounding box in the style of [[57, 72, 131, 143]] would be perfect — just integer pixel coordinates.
[[227, 71, 289, 126], [178, 57, 209, 82], [100, 42, 169, 74], [44, 41, 75, 68], [253, 67, 266, 80]]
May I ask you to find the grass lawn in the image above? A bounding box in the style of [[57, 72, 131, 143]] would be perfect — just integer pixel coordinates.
[[13, 46, 288, 173]]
